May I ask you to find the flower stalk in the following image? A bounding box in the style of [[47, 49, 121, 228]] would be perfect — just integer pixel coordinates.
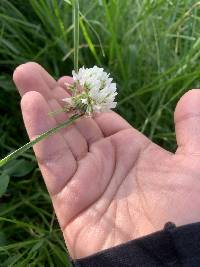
[[0, 114, 82, 168]]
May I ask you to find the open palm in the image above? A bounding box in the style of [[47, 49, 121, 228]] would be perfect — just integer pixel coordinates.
[[14, 63, 200, 259]]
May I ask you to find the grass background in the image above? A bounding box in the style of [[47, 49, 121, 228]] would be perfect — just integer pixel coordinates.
[[0, 0, 200, 265]]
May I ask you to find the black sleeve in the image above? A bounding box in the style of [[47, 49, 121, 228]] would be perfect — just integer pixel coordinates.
[[71, 222, 200, 267]]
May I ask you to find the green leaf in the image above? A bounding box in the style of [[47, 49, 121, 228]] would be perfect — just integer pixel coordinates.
[[30, 239, 44, 253], [0, 231, 7, 246], [0, 75, 15, 92], [63, 0, 72, 5], [80, 19, 101, 65], [47, 241, 69, 265], [3, 159, 35, 177], [0, 174, 9, 197]]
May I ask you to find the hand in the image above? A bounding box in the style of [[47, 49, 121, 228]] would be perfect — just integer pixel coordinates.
[[13, 62, 200, 259]]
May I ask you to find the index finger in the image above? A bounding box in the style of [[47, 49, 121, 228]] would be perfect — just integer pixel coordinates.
[[13, 62, 56, 99]]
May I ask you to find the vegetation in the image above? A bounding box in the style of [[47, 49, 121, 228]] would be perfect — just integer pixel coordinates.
[[0, 0, 200, 265]]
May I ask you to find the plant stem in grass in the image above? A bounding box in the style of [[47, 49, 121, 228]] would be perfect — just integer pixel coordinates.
[[0, 114, 83, 168], [73, 0, 79, 73]]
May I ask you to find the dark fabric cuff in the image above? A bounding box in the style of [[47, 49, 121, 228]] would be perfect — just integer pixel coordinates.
[[71, 222, 200, 267]]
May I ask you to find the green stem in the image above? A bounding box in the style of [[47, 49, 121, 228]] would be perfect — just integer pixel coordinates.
[[73, 0, 79, 73], [0, 114, 82, 168]]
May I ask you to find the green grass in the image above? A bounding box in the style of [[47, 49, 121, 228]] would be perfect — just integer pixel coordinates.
[[0, 0, 200, 265]]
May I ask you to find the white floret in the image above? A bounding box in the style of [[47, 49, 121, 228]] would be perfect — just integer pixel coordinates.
[[64, 66, 117, 115]]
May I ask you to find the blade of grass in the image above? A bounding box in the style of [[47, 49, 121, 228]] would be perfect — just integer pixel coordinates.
[[73, 0, 79, 73]]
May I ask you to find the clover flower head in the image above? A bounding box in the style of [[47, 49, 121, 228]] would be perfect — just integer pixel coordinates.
[[62, 66, 117, 115]]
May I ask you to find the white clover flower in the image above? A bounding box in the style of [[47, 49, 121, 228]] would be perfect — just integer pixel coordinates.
[[62, 66, 117, 115]]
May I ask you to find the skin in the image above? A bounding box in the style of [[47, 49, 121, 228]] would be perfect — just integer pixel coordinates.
[[13, 62, 200, 259]]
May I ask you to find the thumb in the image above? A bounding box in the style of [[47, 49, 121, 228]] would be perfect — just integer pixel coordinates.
[[175, 89, 200, 154]]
